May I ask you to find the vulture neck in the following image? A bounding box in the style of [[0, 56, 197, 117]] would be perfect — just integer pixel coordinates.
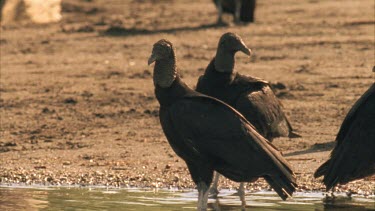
[[214, 48, 236, 74], [153, 56, 177, 88], [154, 76, 193, 107]]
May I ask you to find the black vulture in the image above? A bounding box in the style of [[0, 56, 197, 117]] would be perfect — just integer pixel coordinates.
[[314, 76, 375, 191], [212, 0, 256, 24], [197, 33, 300, 143], [148, 39, 297, 210], [196, 32, 300, 196]]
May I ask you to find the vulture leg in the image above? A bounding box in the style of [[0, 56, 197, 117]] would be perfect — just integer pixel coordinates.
[[197, 181, 210, 211], [212, 198, 222, 211], [238, 182, 247, 210], [214, 0, 224, 24], [186, 162, 213, 210], [238, 182, 245, 196], [324, 191, 336, 201], [234, 0, 242, 23], [209, 172, 220, 197]]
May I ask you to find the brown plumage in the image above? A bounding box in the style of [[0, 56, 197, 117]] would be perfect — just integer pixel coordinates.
[[196, 32, 300, 142], [314, 81, 375, 191], [196, 32, 300, 197], [148, 39, 297, 210]]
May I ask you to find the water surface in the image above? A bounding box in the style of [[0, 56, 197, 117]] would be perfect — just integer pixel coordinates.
[[0, 186, 374, 210]]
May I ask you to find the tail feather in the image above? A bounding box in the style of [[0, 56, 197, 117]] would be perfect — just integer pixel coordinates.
[[315, 159, 341, 191], [260, 138, 297, 200], [314, 161, 329, 178], [264, 175, 297, 200], [247, 124, 297, 200], [284, 115, 302, 138], [289, 131, 302, 138], [324, 177, 339, 192], [322, 146, 348, 191], [272, 111, 301, 139]]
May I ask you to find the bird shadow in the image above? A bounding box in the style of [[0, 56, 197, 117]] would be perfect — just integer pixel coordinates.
[[284, 141, 336, 157], [99, 23, 228, 37]]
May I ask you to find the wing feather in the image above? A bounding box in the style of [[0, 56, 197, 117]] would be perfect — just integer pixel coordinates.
[[314, 84, 375, 189], [164, 95, 295, 182]]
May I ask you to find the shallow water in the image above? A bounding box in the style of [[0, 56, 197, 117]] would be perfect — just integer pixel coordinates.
[[0, 186, 374, 211]]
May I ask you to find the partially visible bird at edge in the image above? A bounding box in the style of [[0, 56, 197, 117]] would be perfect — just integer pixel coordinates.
[[314, 67, 375, 192]]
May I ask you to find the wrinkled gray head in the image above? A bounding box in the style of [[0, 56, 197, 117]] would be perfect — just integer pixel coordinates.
[[218, 32, 252, 56], [148, 39, 177, 88]]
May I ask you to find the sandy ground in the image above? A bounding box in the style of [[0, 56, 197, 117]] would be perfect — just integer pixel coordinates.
[[0, 0, 374, 195]]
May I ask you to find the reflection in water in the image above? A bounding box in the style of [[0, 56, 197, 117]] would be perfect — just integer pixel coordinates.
[[0, 188, 49, 210], [0, 186, 374, 211]]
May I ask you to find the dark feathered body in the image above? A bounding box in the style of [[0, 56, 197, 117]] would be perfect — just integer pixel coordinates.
[[314, 83, 375, 190], [196, 59, 296, 141], [213, 0, 256, 22], [149, 39, 296, 207], [156, 76, 296, 199]]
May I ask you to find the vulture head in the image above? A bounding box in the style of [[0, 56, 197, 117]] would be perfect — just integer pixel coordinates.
[[148, 39, 175, 65], [214, 32, 252, 73], [148, 39, 177, 88], [218, 32, 252, 56]]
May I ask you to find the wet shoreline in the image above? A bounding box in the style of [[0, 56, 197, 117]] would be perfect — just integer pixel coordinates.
[[1, 170, 374, 197], [1, 1, 374, 209], [1, 186, 374, 210]]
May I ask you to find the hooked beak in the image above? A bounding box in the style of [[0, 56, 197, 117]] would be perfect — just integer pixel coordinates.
[[239, 44, 251, 56], [148, 53, 157, 65], [238, 40, 252, 56]]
